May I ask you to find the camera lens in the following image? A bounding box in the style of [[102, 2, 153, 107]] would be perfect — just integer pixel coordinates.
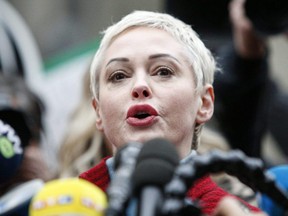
[[245, 0, 288, 36]]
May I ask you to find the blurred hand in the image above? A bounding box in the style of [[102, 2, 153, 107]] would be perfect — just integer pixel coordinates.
[[229, 0, 266, 58], [213, 197, 267, 216]]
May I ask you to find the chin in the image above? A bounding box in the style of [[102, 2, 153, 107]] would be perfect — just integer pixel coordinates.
[[131, 133, 166, 144]]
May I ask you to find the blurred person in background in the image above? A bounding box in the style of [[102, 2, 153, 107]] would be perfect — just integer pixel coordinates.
[[213, 0, 288, 163], [57, 69, 112, 178], [0, 0, 56, 191], [0, 74, 53, 196]]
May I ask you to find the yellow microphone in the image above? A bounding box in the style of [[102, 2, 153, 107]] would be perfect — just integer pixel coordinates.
[[29, 178, 107, 216]]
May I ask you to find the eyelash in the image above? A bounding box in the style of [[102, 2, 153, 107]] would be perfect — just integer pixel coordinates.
[[108, 70, 128, 82], [107, 65, 174, 82], [154, 66, 174, 77]]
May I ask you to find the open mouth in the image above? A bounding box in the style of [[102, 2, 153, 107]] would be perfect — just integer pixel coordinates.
[[126, 104, 158, 126], [134, 112, 151, 119], [127, 104, 158, 119]]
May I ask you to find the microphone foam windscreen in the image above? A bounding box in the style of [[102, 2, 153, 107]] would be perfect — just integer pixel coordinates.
[[132, 138, 179, 193], [29, 178, 107, 216]]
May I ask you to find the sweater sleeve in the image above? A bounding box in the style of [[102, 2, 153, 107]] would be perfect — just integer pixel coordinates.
[[186, 175, 261, 215]]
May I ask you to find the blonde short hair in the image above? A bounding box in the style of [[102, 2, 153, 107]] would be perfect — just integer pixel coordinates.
[[90, 10, 217, 98]]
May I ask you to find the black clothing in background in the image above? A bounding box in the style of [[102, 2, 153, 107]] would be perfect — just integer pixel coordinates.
[[213, 43, 288, 159]]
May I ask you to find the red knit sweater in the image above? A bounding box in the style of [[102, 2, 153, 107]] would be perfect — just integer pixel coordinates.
[[80, 157, 260, 215]]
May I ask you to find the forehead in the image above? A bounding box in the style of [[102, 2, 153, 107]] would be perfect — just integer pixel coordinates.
[[102, 26, 191, 63], [110, 26, 180, 47]]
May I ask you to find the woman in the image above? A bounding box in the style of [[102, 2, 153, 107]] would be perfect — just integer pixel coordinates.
[[80, 10, 261, 215]]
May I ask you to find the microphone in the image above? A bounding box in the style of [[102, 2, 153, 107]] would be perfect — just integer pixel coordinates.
[[132, 138, 179, 216], [29, 178, 107, 216], [0, 119, 24, 183], [162, 150, 288, 215], [105, 141, 142, 216], [258, 165, 288, 216]]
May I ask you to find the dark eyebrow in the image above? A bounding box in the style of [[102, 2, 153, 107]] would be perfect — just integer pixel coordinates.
[[149, 53, 180, 63], [106, 57, 129, 68]]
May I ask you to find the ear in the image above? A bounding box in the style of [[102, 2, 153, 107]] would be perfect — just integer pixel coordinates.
[[196, 84, 214, 124], [92, 98, 104, 131]]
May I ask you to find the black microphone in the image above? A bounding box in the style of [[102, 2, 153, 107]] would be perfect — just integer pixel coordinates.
[[162, 150, 288, 215], [105, 141, 142, 216], [132, 138, 179, 216]]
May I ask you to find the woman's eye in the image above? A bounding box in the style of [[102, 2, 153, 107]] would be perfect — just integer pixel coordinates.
[[109, 71, 127, 82], [155, 66, 173, 77]]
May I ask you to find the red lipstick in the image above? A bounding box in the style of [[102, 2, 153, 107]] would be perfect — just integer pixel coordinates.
[[126, 104, 158, 127]]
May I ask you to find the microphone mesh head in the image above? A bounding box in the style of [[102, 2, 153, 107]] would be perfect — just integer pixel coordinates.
[[132, 138, 179, 193]]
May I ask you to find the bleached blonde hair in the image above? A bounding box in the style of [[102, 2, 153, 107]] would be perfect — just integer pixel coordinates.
[[58, 70, 111, 178], [90, 10, 218, 149]]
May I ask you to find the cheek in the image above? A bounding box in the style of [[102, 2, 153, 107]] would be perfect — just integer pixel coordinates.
[[99, 98, 118, 126], [168, 87, 199, 122], [98, 88, 126, 132]]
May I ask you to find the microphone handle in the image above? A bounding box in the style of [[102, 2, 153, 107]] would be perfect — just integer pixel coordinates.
[[106, 142, 142, 216], [138, 186, 162, 216]]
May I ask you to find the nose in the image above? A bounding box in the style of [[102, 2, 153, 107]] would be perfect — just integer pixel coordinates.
[[132, 85, 151, 99]]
